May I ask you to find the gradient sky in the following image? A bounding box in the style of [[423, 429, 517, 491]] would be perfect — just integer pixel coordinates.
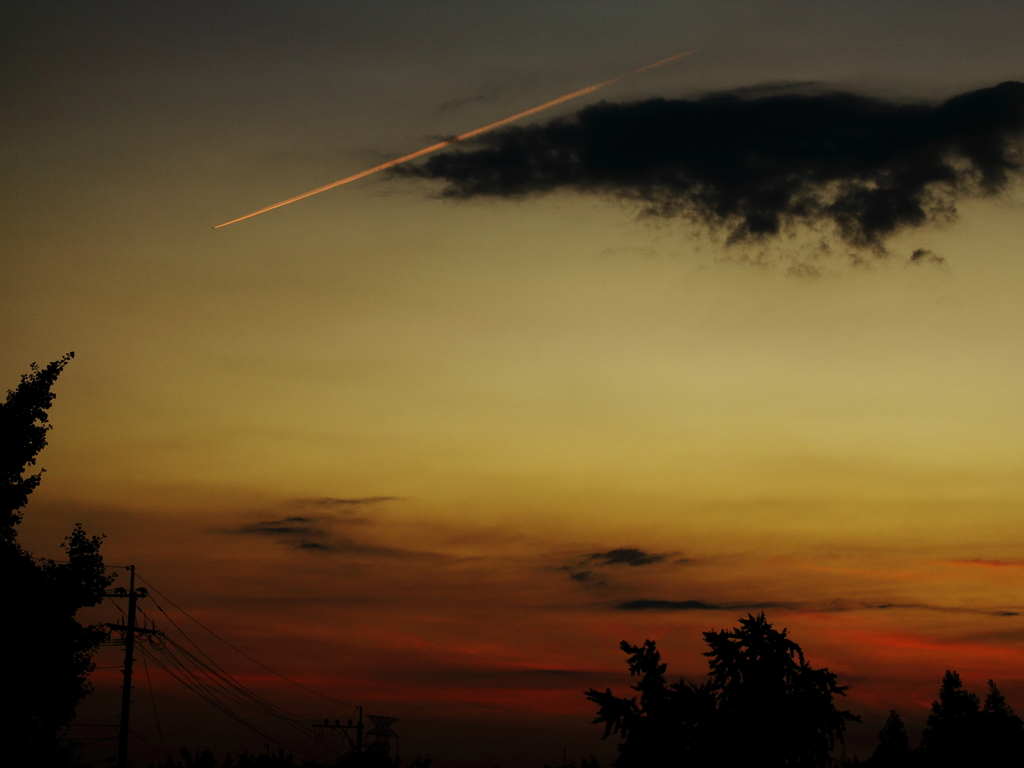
[[3, 2, 1023, 765]]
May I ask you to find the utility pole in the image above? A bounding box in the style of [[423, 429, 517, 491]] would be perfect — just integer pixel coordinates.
[[104, 565, 158, 768], [118, 565, 138, 768], [311, 708, 364, 764]]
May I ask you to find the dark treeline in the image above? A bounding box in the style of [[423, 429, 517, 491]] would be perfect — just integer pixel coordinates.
[[849, 672, 1024, 767], [145, 742, 422, 768], [586, 613, 1024, 768], [4, 358, 1022, 768]]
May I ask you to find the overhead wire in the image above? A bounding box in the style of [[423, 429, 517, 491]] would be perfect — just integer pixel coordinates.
[[139, 621, 319, 752], [140, 643, 166, 754], [136, 602, 320, 726], [138, 643, 315, 758], [128, 728, 166, 758], [158, 634, 314, 732], [97, 568, 360, 761], [134, 571, 358, 708], [133, 608, 321, 757]]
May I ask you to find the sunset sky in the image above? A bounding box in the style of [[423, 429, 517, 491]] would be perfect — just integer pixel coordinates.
[[3, 2, 1023, 765]]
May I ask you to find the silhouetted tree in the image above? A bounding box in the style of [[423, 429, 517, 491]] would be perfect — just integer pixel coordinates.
[[333, 741, 400, 768], [153, 748, 220, 768], [0, 354, 114, 766], [151, 746, 327, 768], [918, 670, 980, 767], [979, 679, 1024, 763], [916, 672, 1024, 767], [866, 710, 912, 767], [706, 613, 859, 767], [587, 613, 858, 768], [586, 639, 719, 767]]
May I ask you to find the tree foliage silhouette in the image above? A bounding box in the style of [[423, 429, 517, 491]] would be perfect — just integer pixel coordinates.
[[149, 745, 402, 768], [915, 671, 1024, 767], [586, 613, 858, 768], [865, 710, 911, 767], [586, 638, 718, 767], [0, 354, 115, 766]]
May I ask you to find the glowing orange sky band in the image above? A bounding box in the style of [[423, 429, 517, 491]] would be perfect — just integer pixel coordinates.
[[213, 51, 695, 228]]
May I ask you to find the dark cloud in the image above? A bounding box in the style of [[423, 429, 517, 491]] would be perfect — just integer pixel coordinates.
[[292, 536, 423, 558], [304, 496, 399, 507], [618, 599, 728, 611], [404, 81, 1024, 252], [233, 517, 328, 538], [587, 548, 668, 567], [615, 598, 1019, 616], [908, 248, 946, 266], [569, 570, 592, 582], [865, 602, 1020, 617], [222, 508, 432, 558]]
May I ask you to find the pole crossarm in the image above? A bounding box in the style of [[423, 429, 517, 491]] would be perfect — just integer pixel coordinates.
[[105, 587, 148, 599], [104, 623, 161, 636]]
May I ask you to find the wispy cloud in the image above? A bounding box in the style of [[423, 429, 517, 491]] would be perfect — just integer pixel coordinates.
[[292, 536, 425, 558], [617, 599, 734, 611], [302, 496, 400, 508], [944, 558, 1024, 569], [438, 94, 491, 113], [219, 496, 434, 558], [233, 516, 329, 538], [614, 597, 1020, 617]]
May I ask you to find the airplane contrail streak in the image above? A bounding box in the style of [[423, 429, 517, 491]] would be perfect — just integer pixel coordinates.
[[214, 51, 695, 228]]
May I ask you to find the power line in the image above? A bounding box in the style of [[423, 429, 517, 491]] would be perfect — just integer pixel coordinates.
[[134, 570, 358, 708], [140, 644, 166, 754], [107, 580, 317, 759], [136, 602, 322, 726], [95, 567, 379, 763], [159, 634, 314, 729], [139, 643, 316, 758], [128, 728, 166, 758], [136, 624, 324, 758]]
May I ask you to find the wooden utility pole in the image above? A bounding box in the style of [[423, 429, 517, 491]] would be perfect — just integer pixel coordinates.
[[356, 706, 363, 755], [104, 565, 158, 768], [117, 565, 138, 768]]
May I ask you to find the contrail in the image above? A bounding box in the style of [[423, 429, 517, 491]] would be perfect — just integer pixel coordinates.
[[213, 51, 695, 228]]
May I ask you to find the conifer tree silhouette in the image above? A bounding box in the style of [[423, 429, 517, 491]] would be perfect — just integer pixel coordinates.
[[980, 679, 1024, 764], [866, 710, 911, 767], [918, 670, 981, 767]]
